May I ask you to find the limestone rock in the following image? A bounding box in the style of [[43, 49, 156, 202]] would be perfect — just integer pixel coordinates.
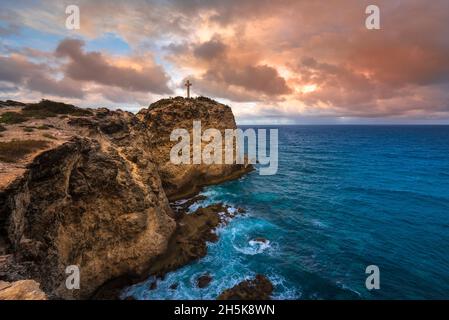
[[137, 97, 253, 200], [197, 273, 212, 288], [0, 280, 47, 300], [0, 97, 250, 299]]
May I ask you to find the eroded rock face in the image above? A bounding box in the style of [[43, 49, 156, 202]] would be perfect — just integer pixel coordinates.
[[0, 280, 47, 300], [0, 97, 249, 299], [145, 203, 224, 278], [1, 137, 175, 299], [137, 97, 253, 200]]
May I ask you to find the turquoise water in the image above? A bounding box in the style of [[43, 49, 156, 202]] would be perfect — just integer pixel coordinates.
[[124, 126, 449, 300]]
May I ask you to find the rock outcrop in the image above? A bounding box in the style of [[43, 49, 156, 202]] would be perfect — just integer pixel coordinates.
[[217, 275, 274, 300], [137, 97, 252, 200], [0, 280, 47, 300], [0, 97, 251, 299]]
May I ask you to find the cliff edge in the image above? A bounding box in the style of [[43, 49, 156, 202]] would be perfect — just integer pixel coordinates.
[[0, 97, 250, 299]]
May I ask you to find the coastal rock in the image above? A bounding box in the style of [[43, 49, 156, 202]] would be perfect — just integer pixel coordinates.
[[169, 283, 178, 290], [0, 97, 249, 299], [149, 281, 157, 290], [0, 137, 175, 299], [171, 194, 207, 218], [237, 207, 246, 214], [197, 273, 212, 288], [145, 204, 225, 278], [137, 97, 253, 200], [217, 275, 273, 300], [251, 237, 268, 244], [0, 280, 47, 300]]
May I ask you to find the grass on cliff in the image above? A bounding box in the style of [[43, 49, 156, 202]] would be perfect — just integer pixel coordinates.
[[23, 100, 93, 118], [0, 112, 28, 124], [148, 96, 218, 110], [0, 100, 92, 124], [0, 140, 49, 162]]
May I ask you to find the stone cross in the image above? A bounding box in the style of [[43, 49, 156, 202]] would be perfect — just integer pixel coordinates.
[[185, 80, 192, 98]]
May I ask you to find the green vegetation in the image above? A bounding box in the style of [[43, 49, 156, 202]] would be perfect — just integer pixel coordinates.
[[0, 140, 48, 163], [148, 96, 218, 110], [36, 125, 50, 130], [23, 100, 92, 118], [0, 100, 92, 125], [23, 127, 34, 132], [0, 112, 28, 124]]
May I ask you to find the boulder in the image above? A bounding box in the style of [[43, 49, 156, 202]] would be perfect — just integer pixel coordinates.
[[217, 275, 273, 300]]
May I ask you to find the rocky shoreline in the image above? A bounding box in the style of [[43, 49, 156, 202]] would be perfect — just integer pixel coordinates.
[[93, 195, 257, 300], [0, 97, 260, 300]]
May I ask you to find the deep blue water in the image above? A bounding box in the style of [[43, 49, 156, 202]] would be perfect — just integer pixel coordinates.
[[124, 126, 449, 300]]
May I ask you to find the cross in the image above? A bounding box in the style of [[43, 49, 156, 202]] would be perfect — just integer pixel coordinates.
[[185, 80, 192, 98]]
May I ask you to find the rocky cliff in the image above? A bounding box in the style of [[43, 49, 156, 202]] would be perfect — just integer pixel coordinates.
[[137, 96, 251, 200], [0, 97, 250, 299]]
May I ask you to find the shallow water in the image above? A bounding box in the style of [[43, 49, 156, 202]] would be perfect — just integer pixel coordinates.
[[124, 125, 449, 300]]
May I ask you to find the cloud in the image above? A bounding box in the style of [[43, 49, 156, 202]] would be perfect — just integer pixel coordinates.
[[56, 38, 172, 94], [0, 37, 173, 102], [177, 37, 291, 101], [193, 38, 228, 61], [1, 0, 449, 121], [0, 55, 84, 98]]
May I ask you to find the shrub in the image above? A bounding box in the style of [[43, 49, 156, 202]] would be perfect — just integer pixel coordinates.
[[23, 127, 34, 132], [23, 100, 92, 118], [0, 112, 27, 124], [0, 140, 48, 163], [196, 96, 216, 103]]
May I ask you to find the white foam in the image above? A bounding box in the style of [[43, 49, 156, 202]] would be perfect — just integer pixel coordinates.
[[233, 239, 272, 255]]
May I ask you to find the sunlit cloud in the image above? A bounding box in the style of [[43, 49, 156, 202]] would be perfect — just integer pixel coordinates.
[[0, 0, 448, 123]]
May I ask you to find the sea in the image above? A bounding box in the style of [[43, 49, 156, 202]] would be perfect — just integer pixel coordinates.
[[123, 125, 449, 300]]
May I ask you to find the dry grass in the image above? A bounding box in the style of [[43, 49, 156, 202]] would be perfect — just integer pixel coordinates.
[[0, 140, 49, 162]]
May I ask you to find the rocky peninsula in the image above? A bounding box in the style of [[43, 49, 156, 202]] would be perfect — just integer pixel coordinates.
[[0, 97, 255, 299]]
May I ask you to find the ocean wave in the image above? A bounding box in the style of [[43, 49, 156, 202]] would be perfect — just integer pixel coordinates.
[[310, 219, 328, 229], [234, 238, 272, 255]]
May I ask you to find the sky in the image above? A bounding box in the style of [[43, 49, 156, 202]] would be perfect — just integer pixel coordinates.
[[1, 0, 449, 124]]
